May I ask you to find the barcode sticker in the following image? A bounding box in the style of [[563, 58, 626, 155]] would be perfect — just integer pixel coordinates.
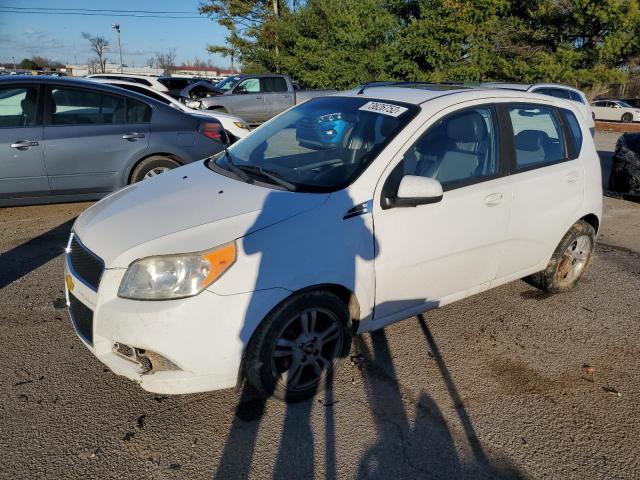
[[359, 101, 408, 117]]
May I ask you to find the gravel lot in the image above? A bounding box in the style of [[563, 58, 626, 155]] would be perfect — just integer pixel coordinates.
[[1, 132, 639, 479]]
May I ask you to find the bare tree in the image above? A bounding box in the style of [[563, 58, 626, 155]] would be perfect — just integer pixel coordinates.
[[146, 57, 155, 68], [155, 49, 176, 75], [82, 33, 110, 73]]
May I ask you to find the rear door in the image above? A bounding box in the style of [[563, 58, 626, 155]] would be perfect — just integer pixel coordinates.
[[43, 85, 151, 195], [231, 77, 266, 123], [0, 84, 49, 200], [495, 103, 584, 278], [261, 76, 293, 118]]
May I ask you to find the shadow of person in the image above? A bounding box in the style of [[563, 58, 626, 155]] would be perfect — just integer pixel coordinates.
[[213, 188, 378, 479], [354, 330, 463, 479]]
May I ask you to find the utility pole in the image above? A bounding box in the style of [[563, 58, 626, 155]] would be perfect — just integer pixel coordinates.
[[112, 23, 123, 73], [12, 56, 16, 71]]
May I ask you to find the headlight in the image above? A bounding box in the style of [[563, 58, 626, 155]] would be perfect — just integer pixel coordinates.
[[233, 121, 250, 130], [118, 242, 236, 300], [186, 99, 202, 109]]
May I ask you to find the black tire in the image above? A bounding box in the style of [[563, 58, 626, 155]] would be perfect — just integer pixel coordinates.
[[244, 291, 352, 402], [527, 220, 596, 294], [622, 112, 633, 123], [130, 156, 180, 183]]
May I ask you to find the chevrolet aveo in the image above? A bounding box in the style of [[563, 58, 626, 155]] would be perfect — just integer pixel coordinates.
[[64, 85, 602, 402]]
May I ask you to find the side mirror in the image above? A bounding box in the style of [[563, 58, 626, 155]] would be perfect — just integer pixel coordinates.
[[387, 175, 443, 208], [235, 86, 247, 94]]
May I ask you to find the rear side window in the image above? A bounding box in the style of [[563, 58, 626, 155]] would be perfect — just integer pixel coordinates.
[[0, 86, 39, 127], [126, 98, 152, 123], [50, 87, 150, 125], [262, 77, 288, 93], [509, 104, 566, 169], [560, 109, 583, 157]]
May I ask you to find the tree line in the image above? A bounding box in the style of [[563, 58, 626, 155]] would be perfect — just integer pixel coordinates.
[[200, 0, 640, 94]]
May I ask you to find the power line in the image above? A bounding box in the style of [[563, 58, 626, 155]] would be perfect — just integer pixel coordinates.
[[0, 9, 205, 19], [1, 6, 197, 14]]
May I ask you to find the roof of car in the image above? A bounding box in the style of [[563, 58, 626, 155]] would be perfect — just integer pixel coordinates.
[[336, 84, 573, 106], [482, 82, 586, 95], [86, 73, 160, 79]]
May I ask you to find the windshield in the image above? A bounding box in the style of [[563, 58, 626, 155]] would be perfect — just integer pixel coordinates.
[[212, 96, 419, 192], [215, 76, 241, 91]]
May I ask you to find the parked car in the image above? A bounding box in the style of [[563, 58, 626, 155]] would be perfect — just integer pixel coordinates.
[[483, 83, 595, 134], [0, 76, 226, 207], [88, 79, 251, 142], [65, 86, 601, 401], [86, 74, 170, 94], [611, 133, 640, 197], [181, 73, 337, 124], [591, 100, 640, 123]]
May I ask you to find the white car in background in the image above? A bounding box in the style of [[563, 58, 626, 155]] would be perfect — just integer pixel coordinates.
[[590, 100, 640, 123], [64, 86, 602, 402], [483, 83, 595, 134], [89, 79, 251, 142], [86, 73, 170, 94]]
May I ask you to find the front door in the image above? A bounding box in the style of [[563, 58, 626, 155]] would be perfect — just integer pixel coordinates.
[[43, 85, 150, 195], [0, 84, 49, 200], [231, 78, 267, 123], [372, 105, 511, 325]]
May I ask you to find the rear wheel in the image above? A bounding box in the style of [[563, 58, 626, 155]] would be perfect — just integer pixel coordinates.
[[622, 112, 633, 123], [130, 156, 180, 183], [244, 291, 352, 402], [527, 220, 596, 293]]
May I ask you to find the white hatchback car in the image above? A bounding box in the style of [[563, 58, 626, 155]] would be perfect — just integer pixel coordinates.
[[64, 86, 602, 401]]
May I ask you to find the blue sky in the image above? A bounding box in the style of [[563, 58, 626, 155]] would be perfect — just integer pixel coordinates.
[[0, 0, 231, 67]]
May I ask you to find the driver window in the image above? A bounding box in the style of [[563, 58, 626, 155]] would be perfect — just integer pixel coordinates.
[[400, 107, 499, 187], [235, 78, 261, 94]]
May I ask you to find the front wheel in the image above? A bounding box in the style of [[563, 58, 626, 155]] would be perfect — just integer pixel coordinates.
[[622, 112, 633, 123], [244, 291, 352, 402], [527, 220, 596, 293]]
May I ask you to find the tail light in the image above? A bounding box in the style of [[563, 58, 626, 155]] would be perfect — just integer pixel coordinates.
[[199, 121, 225, 141]]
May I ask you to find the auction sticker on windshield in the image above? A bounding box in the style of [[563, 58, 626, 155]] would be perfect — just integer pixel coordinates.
[[359, 101, 408, 117]]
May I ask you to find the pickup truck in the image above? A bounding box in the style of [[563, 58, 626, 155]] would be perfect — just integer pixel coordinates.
[[179, 74, 336, 125]]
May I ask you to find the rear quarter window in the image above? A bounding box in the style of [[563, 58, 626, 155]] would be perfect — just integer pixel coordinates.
[[560, 109, 583, 158]]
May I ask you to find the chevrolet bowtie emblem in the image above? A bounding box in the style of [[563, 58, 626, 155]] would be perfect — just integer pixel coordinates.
[[65, 274, 75, 292]]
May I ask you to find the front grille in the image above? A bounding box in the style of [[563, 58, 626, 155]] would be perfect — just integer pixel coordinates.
[[68, 235, 104, 291], [69, 293, 93, 345]]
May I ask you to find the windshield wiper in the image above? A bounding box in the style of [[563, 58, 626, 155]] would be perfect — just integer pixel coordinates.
[[222, 152, 253, 183], [235, 165, 297, 191]]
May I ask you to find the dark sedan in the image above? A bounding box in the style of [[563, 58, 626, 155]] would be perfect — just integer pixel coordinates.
[[0, 76, 226, 207]]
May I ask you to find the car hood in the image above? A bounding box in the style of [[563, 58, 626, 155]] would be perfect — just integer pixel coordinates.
[[179, 80, 222, 99], [73, 161, 328, 268]]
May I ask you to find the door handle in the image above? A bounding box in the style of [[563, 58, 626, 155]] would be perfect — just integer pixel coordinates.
[[122, 133, 145, 141], [255, 96, 263, 100], [566, 171, 580, 183], [10, 140, 39, 149], [485, 192, 503, 206]]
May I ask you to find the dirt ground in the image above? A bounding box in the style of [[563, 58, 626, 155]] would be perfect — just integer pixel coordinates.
[[1, 134, 639, 479]]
